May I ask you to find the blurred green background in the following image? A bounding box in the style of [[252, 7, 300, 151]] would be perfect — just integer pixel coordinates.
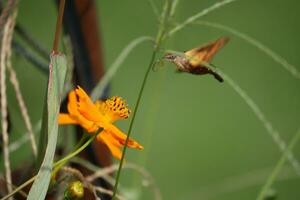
[[3, 0, 300, 199]]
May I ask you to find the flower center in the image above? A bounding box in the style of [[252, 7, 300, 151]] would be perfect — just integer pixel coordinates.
[[106, 96, 130, 119], [95, 96, 130, 122]]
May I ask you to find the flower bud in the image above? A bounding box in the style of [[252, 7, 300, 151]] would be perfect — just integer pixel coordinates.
[[64, 181, 84, 200]]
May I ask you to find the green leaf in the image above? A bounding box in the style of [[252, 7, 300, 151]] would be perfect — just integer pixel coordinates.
[[27, 53, 67, 200]]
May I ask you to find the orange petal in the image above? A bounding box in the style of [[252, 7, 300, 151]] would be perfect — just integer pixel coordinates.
[[67, 90, 79, 116], [64, 88, 99, 132], [58, 114, 78, 124], [97, 131, 123, 160], [75, 86, 109, 125], [106, 125, 143, 150]]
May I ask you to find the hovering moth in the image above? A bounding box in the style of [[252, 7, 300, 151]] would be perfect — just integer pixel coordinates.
[[163, 37, 229, 82]]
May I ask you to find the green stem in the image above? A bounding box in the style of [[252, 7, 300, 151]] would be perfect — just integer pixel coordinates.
[[91, 36, 154, 101], [111, 0, 172, 199], [167, 0, 238, 37], [51, 133, 90, 176], [0, 134, 97, 200], [111, 50, 157, 199], [256, 129, 300, 200], [53, 134, 96, 168]]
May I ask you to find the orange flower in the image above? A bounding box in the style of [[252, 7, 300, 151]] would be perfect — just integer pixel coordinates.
[[58, 86, 143, 159]]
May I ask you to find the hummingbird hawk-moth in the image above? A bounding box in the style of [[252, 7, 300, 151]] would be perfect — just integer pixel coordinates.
[[163, 37, 229, 82]]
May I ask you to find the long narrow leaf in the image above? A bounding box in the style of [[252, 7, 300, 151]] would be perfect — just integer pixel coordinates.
[[27, 53, 67, 200], [91, 36, 153, 101]]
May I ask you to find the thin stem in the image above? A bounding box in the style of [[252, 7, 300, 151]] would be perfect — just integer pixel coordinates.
[[178, 165, 297, 199], [195, 21, 300, 80], [167, 0, 238, 37], [0, 0, 18, 34], [72, 157, 117, 188], [12, 41, 49, 72], [51, 134, 89, 176], [256, 128, 300, 200], [0, 134, 97, 200], [112, 51, 157, 199], [170, 0, 179, 18], [217, 69, 300, 175], [91, 36, 154, 101], [7, 62, 37, 157], [147, 0, 160, 20], [85, 161, 161, 200], [0, 176, 36, 200], [0, 17, 12, 199], [9, 121, 41, 153], [15, 24, 49, 60], [52, 0, 65, 53], [94, 187, 125, 200], [0, 6, 18, 198], [111, 0, 172, 198], [53, 134, 96, 168]]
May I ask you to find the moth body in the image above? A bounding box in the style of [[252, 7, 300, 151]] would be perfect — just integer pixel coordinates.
[[163, 37, 229, 83]]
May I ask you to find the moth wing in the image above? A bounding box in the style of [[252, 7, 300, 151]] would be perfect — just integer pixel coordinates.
[[185, 48, 207, 67], [184, 37, 229, 67]]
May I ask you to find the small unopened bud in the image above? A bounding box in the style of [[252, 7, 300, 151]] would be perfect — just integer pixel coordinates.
[[64, 181, 84, 200]]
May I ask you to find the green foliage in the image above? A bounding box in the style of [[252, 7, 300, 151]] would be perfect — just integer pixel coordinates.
[[27, 54, 67, 200], [2, 0, 300, 199]]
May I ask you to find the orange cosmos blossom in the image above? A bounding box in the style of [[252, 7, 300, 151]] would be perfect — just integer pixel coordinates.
[[58, 86, 143, 160]]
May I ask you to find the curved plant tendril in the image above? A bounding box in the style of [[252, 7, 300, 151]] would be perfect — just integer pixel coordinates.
[[195, 21, 300, 80], [216, 69, 300, 176]]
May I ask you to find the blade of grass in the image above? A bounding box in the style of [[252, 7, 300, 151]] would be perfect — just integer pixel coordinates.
[[179, 165, 297, 200], [195, 21, 300, 80], [217, 69, 300, 176], [0, 0, 18, 33], [9, 121, 41, 153], [26, 53, 67, 200], [167, 0, 238, 37], [7, 59, 37, 157], [91, 36, 154, 101], [0, 4, 18, 198], [0, 16, 13, 200], [170, 0, 179, 18], [256, 128, 300, 200], [147, 0, 160, 20]]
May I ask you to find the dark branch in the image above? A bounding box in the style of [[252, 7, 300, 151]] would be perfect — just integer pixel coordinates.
[[12, 40, 48, 73]]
